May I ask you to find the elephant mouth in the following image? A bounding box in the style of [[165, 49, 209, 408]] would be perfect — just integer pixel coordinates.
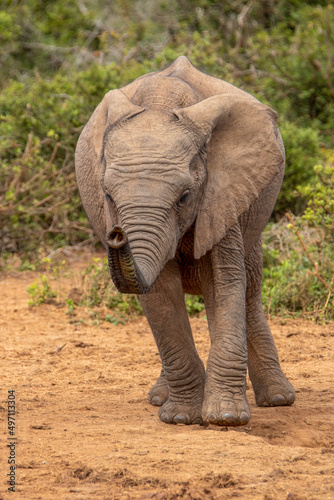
[[106, 225, 155, 294]]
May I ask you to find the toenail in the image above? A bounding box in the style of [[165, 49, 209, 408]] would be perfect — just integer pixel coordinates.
[[160, 412, 169, 423], [240, 411, 250, 423], [222, 412, 237, 423], [174, 414, 187, 424], [272, 394, 285, 405], [151, 395, 163, 406]]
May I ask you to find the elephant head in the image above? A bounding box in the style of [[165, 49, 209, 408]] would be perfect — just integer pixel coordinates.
[[75, 60, 284, 294]]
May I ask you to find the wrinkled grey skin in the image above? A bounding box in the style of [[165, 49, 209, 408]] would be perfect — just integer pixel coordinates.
[[75, 56, 295, 426]]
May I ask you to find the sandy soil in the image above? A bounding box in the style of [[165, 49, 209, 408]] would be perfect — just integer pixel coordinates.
[[1, 262, 333, 499]]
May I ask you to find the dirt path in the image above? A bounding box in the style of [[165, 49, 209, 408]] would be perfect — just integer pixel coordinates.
[[1, 267, 333, 499]]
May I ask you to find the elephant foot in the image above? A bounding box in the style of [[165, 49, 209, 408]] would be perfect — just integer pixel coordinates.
[[159, 399, 203, 425], [252, 371, 295, 407], [202, 391, 251, 426], [148, 369, 168, 406]]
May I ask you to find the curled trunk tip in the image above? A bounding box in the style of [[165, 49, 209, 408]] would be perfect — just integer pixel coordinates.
[[106, 225, 128, 249], [106, 225, 154, 294]]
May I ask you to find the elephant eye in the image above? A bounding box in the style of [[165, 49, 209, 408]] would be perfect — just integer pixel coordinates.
[[105, 192, 114, 205], [177, 189, 190, 207]]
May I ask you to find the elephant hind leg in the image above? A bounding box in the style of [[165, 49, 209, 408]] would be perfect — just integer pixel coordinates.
[[148, 368, 168, 406], [246, 239, 295, 407]]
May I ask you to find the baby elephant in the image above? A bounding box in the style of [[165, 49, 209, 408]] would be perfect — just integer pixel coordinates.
[[75, 56, 295, 426]]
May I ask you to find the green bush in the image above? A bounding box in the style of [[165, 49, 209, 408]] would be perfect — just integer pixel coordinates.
[[0, 63, 156, 254], [27, 274, 58, 306], [300, 160, 334, 242], [81, 257, 205, 319], [81, 257, 143, 319], [275, 122, 321, 215], [0, 0, 98, 84], [2, 1, 334, 256], [23, 253, 206, 323], [1, 0, 334, 323], [247, 4, 334, 140], [262, 160, 334, 320]]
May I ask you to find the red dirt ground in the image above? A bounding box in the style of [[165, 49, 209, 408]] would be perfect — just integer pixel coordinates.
[[1, 260, 333, 499]]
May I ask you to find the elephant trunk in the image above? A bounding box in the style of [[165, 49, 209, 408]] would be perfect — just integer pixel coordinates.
[[106, 225, 155, 294]]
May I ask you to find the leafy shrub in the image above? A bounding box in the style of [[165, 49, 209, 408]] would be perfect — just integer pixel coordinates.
[[1, 0, 334, 324], [27, 274, 57, 306], [0, 63, 156, 254], [81, 257, 205, 319], [247, 4, 334, 139], [275, 122, 321, 215], [2, 1, 334, 256], [262, 160, 334, 321], [24, 252, 206, 323], [0, 0, 98, 84], [81, 257, 143, 316], [300, 160, 334, 242]]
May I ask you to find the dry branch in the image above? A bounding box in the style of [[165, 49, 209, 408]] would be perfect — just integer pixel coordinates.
[[235, 0, 256, 50]]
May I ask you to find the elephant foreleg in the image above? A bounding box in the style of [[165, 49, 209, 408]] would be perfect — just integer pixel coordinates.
[[246, 238, 295, 407], [201, 225, 250, 426], [140, 260, 205, 425]]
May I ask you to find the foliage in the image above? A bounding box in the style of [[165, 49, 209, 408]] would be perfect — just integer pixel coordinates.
[[1, 0, 334, 321], [246, 4, 334, 139], [80, 257, 206, 320], [1, 2, 334, 256], [0, 0, 97, 85], [81, 257, 142, 316], [185, 295, 205, 317], [0, 64, 155, 253], [24, 255, 206, 323], [262, 161, 334, 321], [276, 123, 321, 215], [27, 274, 58, 306], [300, 160, 334, 242]]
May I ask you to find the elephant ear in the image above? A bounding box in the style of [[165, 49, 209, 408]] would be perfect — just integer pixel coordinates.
[[75, 90, 144, 244], [175, 93, 285, 260]]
